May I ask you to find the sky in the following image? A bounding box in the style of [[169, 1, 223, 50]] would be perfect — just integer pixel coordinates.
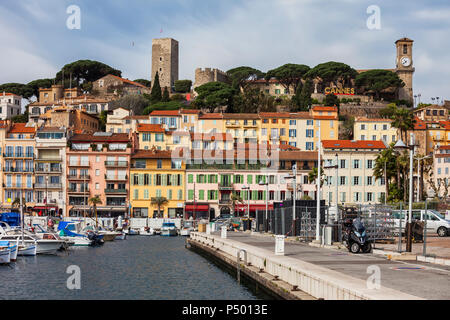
[[0, 0, 449, 104]]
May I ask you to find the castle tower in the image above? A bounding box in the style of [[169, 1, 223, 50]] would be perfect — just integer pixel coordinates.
[[395, 38, 414, 102], [151, 38, 179, 91]]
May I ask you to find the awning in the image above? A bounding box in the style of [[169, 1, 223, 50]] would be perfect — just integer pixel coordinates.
[[185, 204, 209, 211], [32, 206, 58, 211], [235, 204, 274, 211]]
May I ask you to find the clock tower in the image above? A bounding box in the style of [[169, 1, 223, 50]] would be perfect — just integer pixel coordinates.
[[395, 38, 414, 103]]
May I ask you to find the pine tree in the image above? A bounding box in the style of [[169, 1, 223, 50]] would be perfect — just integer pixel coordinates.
[[150, 71, 162, 103], [292, 79, 312, 111], [162, 86, 170, 102]]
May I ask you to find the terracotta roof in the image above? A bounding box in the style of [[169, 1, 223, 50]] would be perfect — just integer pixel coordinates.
[[313, 115, 338, 120], [439, 121, 450, 130], [187, 149, 317, 161], [132, 149, 173, 159], [322, 140, 386, 149], [121, 115, 150, 120], [137, 124, 165, 133], [0, 92, 21, 97], [259, 112, 291, 118], [198, 113, 223, 120], [290, 112, 311, 119], [355, 117, 393, 123], [312, 106, 338, 112], [222, 113, 260, 120], [70, 133, 130, 142], [180, 109, 201, 115], [414, 117, 426, 130], [38, 127, 65, 133], [108, 75, 148, 89], [8, 123, 36, 134], [150, 110, 181, 116]]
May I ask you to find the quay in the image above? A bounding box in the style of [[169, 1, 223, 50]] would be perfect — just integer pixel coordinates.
[[188, 231, 450, 300]]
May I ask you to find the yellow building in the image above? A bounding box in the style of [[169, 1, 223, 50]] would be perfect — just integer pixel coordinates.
[[222, 114, 260, 144], [311, 106, 339, 148], [197, 113, 224, 135], [259, 112, 291, 145], [130, 150, 185, 218], [427, 121, 450, 154], [137, 124, 168, 150], [354, 117, 397, 145], [179, 109, 201, 132]]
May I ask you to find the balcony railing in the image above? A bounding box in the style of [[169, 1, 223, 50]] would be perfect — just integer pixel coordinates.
[[219, 199, 232, 205], [68, 175, 90, 180], [3, 183, 34, 189], [3, 167, 34, 173], [68, 188, 90, 193], [69, 162, 90, 167], [105, 161, 128, 167], [3, 153, 34, 158], [218, 183, 234, 190], [34, 183, 63, 189], [105, 175, 128, 181], [36, 156, 62, 162], [35, 167, 62, 173], [104, 188, 127, 194]]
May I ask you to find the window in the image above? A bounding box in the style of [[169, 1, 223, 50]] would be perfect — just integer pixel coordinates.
[[306, 129, 314, 138], [306, 142, 314, 150], [353, 159, 360, 169], [261, 128, 267, 136], [157, 160, 162, 169], [289, 120, 296, 126], [275, 89, 281, 94], [361, 135, 365, 141], [340, 159, 346, 169], [307, 120, 313, 126], [360, 124, 366, 130], [367, 176, 373, 185], [353, 176, 360, 185], [367, 160, 373, 169]]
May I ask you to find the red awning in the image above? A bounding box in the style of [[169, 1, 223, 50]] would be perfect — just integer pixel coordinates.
[[235, 204, 273, 211], [185, 204, 209, 211], [32, 206, 58, 211]]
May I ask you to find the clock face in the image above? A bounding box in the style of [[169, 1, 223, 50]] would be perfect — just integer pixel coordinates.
[[401, 56, 411, 67]]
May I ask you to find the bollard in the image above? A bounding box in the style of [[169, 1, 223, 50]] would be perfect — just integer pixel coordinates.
[[275, 235, 285, 256], [236, 249, 247, 284], [206, 223, 211, 235], [221, 226, 227, 239]]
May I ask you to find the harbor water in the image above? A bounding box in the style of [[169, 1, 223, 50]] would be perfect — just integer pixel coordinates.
[[0, 236, 266, 300]]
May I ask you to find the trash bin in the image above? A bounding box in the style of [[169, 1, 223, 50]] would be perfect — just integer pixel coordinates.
[[411, 220, 424, 242]]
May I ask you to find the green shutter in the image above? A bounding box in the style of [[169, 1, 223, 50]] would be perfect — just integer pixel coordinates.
[[263, 191, 266, 200], [188, 174, 193, 183], [199, 190, 204, 200], [188, 190, 194, 200], [215, 190, 218, 200]]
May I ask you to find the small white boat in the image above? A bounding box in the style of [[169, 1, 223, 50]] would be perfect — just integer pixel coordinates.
[[0, 241, 11, 264], [18, 241, 37, 256], [7, 239, 18, 261], [161, 222, 178, 237], [124, 228, 139, 235], [180, 221, 194, 237], [115, 232, 126, 240], [139, 227, 155, 236]]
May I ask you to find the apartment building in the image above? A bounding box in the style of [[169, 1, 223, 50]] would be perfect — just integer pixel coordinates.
[[0, 92, 22, 120], [354, 117, 397, 145], [433, 145, 450, 198]]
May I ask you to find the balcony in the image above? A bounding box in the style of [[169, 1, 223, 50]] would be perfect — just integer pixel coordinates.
[[68, 188, 90, 194], [35, 166, 62, 173], [105, 161, 128, 168], [243, 122, 258, 128], [218, 183, 234, 191], [36, 156, 62, 162], [34, 183, 63, 189], [104, 188, 127, 194], [3, 167, 34, 173], [105, 175, 128, 181], [219, 199, 232, 205], [3, 153, 34, 159], [68, 162, 90, 167], [225, 121, 240, 127], [68, 175, 90, 180], [3, 183, 34, 189]]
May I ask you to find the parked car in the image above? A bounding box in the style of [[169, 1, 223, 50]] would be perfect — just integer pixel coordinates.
[[390, 209, 450, 237]]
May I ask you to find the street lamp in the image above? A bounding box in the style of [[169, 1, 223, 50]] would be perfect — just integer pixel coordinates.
[[242, 186, 250, 230], [316, 120, 322, 242], [285, 163, 297, 236], [394, 134, 415, 252], [323, 153, 339, 223], [415, 155, 431, 202], [258, 177, 269, 233]]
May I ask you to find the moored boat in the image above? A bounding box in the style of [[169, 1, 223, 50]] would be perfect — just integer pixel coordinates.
[[18, 241, 37, 256], [160, 222, 178, 237], [139, 227, 155, 236], [0, 241, 11, 264]]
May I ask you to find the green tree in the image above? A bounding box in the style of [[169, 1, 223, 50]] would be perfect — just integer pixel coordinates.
[[231, 193, 244, 217], [151, 197, 168, 218], [109, 94, 149, 115], [0, 83, 34, 99], [143, 101, 184, 115], [89, 196, 102, 229], [373, 145, 397, 202], [292, 78, 313, 111], [174, 80, 192, 93], [226, 66, 265, 90], [133, 79, 151, 87], [193, 82, 236, 113], [390, 105, 415, 141], [324, 94, 340, 107], [162, 86, 170, 102], [231, 88, 276, 113], [305, 61, 357, 88], [99, 110, 108, 131], [265, 64, 310, 93], [55, 60, 121, 87], [339, 115, 354, 140], [11, 111, 29, 123], [150, 72, 162, 103], [355, 69, 404, 100], [27, 79, 54, 98]]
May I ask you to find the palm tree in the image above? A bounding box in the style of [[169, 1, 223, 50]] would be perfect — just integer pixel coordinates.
[[89, 196, 102, 229], [373, 145, 396, 202], [231, 193, 244, 217], [391, 106, 415, 142], [151, 197, 168, 218]]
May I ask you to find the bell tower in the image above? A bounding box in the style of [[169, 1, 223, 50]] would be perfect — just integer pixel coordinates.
[[395, 38, 414, 103]]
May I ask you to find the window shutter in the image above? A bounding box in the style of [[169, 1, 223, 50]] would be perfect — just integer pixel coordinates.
[[188, 174, 193, 183]]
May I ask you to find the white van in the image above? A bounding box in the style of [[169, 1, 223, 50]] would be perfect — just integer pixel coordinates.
[[390, 209, 450, 237]]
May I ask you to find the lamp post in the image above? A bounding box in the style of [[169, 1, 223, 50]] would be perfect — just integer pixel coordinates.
[[323, 153, 338, 223], [394, 133, 415, 252], [415, 155, 431, 202], [285, 163, 297, 236], [242, 186, 250, 230], [316, 120, 321, 242], [258, 177, 269, 233]]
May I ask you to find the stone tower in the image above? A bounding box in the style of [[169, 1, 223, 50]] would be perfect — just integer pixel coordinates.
[[151, 38, 179, 91], [395, 38, 414, 103]]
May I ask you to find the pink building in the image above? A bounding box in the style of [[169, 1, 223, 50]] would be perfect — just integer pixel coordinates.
[[433, 145, 450, 198], [66, 132, 135, 217], [184, 148, 318, 220]]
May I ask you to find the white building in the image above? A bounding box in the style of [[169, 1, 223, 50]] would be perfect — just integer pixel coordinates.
[[0, 92, 22, 120], [321, 140, 387, 205]]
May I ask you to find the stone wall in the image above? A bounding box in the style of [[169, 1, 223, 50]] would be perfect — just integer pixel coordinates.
[[151, 38, 179, 91], [194, 68, 230, 89]]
